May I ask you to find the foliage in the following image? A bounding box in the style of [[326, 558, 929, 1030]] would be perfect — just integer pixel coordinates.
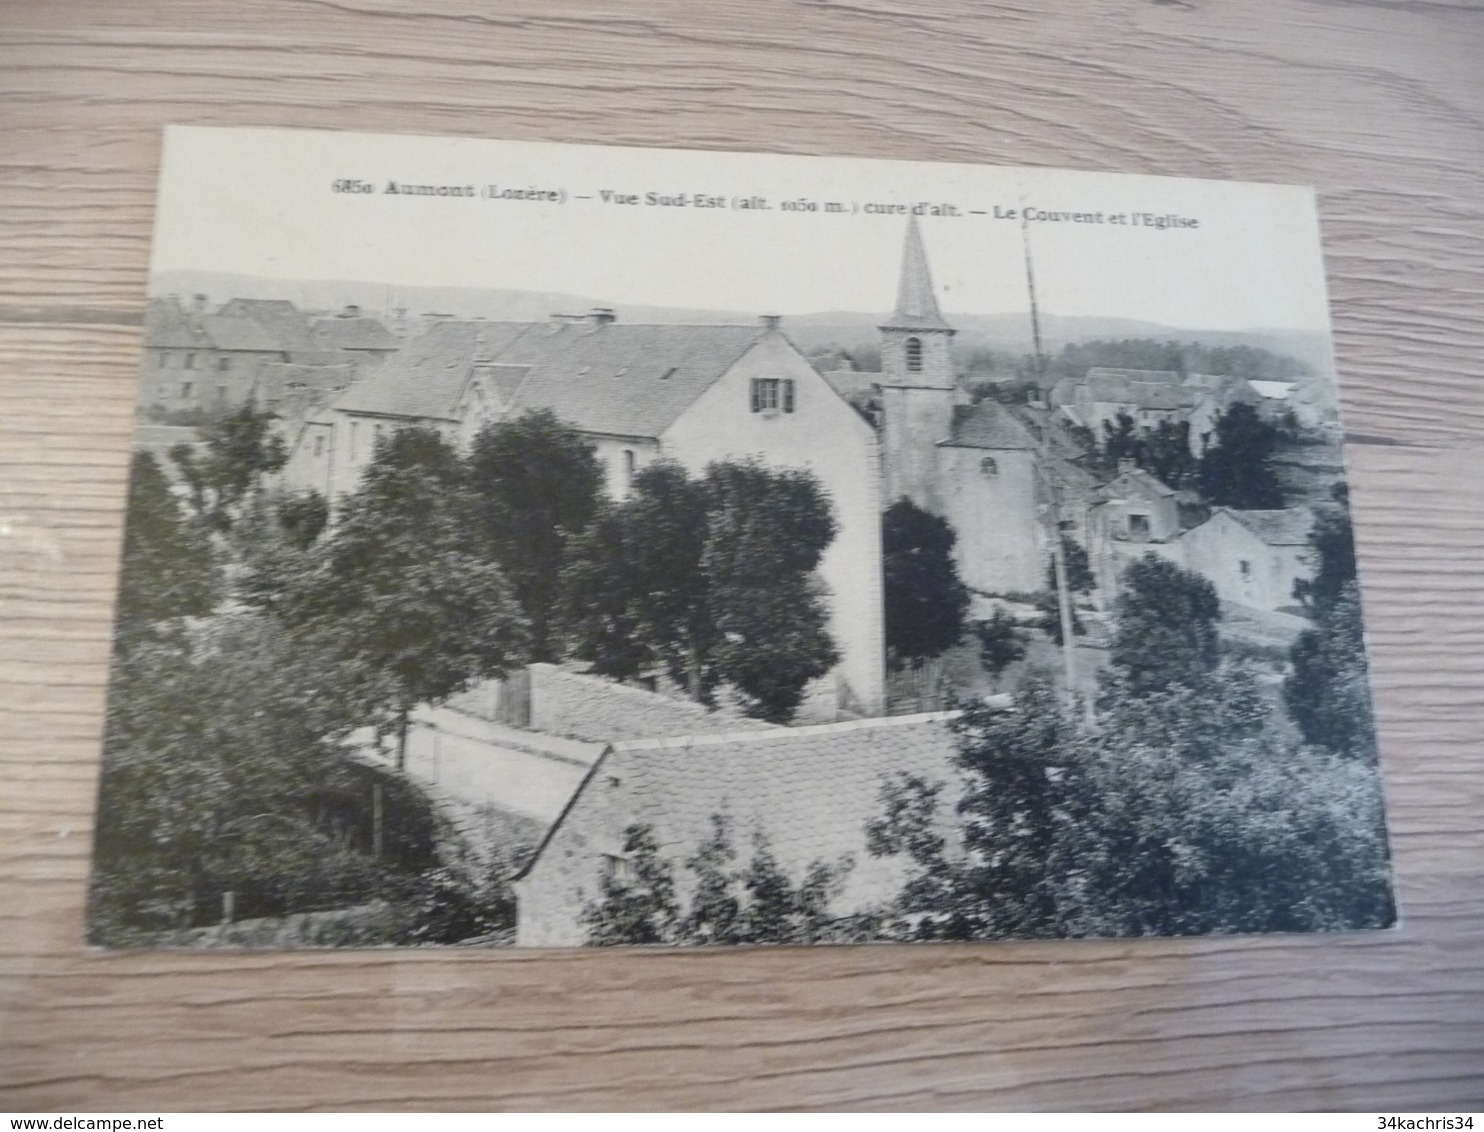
[[169, 403, 287, 531], [114, 451, 219, 642], [282, 426, 528, 766], [881, 497, 972, 668], [870, 662, 1394, 941], [466, 410, 604, 662], [584, 817, 854, 946], [1285, 489, 1377, 759], [975, 608, 1029, 682], [276, 489, 329, 550], [1197, 402, 1284, 509], [88, 614, 440, 942], [1038, 338, 1309, 387], [1106, 554, 1221, 696], [563, 458, 838, 722], [1083, 413, 1196, 487]]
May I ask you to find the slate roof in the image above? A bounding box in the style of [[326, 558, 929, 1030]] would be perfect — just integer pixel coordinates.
[[312, 316, 399, 352], [1086, 367, 1184, 386], [332, 321, 537, 420], [254, 362, 358, 405], [143, 298, 206, 348], [215, 298, 320, 353], [332, 319, 765, 438], [881, 215, 953, 332], [1223, 507, 1314, 546], [819, 368, 881, 401], [1100, 466, 1177, 501], [198, 314, 281, 352], [518, 712, 964, 913], [1248, 379, 1296, 400], [941, 400, 1039, 450]]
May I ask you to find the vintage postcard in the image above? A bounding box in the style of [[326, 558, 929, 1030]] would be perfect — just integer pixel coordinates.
[[90, 125, 1395, 947]]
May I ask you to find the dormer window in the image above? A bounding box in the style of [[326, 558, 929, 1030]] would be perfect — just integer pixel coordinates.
[[905, 337, 923, 373], [749, 377, 795, 413]]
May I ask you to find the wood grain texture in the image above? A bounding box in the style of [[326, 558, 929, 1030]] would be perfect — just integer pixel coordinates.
[[2, 0, 1483, 1111]]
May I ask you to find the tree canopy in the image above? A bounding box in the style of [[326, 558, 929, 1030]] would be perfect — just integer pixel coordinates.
[[169, 403, 287, 531], [1106, 554, 1221, 697], [114, 451, 219, 643], [881, 497, 971, 668], [563, 457, 838, 722], [466, 410, 604, 662], [1197, 401, 1284, 509], [282, 426, 528, 766]]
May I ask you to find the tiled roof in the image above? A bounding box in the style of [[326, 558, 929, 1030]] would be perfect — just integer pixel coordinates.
[[1086, 367, 1184, 385], [881, 215, 953, 332], [1223, 507, 1314, 546], [143, 298, 207, 349], [312, 316, 399, 352], [521, 713, 963, 910]]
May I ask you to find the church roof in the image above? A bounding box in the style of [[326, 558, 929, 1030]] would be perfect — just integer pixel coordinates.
[[881, 215, 953, 332], [941, 400, 1040, 450]]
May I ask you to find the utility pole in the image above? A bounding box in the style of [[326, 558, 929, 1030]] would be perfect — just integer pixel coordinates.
[[1022, 204, 1078, 710]]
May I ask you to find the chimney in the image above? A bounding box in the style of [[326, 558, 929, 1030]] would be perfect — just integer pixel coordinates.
[[586, 307, 616, 327], [759, 313, 782, 332], [193, 293, 208, 313], [341, 303, 360, 318], [549, 312, 586, 325]]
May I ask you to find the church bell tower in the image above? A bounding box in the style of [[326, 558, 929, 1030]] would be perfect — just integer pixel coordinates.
[[879, 214, 956, 508]]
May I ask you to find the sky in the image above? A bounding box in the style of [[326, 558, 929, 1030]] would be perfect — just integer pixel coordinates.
[[151, 126, 1336, 332]]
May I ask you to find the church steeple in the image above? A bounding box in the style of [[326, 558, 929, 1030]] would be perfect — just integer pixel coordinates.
[[884, 212, 953, 331], [878, 215, 957, 508]]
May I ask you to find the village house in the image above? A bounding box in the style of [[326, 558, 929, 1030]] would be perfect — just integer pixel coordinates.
[[1085, 463, 1185, 599], [1178, 506, 1314, 612], [290, 308, 887, 718], [511, 711, 962, 947], [140, 295, 379, 418]]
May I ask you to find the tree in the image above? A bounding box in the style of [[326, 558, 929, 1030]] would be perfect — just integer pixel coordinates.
[[1197, 402, 1284, 509], [114, 451, 218, 642], [563, 458, 839, 722], [584, 817, 853, 946], [169, 403, 287, 531], [89, 613, 440, 941], [563, 460, 716, 694], [284, 426, 528, 768], [1285, 489, 1377, 759], [466, 410, 604, 662], [704, 460, 838, 721], [975, 607, 1028, 683], [1139, 418, 1197, 488], [881, 497, 971, 668], [1106, 554, 1221, 697]]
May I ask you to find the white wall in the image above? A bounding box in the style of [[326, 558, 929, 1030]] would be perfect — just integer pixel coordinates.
[[661, 332, 886, 718]]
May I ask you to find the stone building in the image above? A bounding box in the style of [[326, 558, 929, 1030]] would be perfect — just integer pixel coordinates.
[[512, 712, 962, 947], [1177, 507, 1314, 612], [291, 310, 887, 718]]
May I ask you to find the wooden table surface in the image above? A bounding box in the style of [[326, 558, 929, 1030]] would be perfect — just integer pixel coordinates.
[[3, 0, 1483, 1112]]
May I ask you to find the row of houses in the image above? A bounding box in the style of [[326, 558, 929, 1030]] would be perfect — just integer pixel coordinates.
[[140, 295, 399, 419]]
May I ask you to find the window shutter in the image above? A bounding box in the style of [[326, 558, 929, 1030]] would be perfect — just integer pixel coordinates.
[[750, 379, 761, 413], [783, 379, 795, 413]]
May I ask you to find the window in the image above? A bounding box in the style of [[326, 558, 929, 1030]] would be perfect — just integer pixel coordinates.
[[601, 854, 635, 885], [217, 356, 231, 372], [350, 421, 360, 459], [313, 435, 325, 458], [749, 377, 795, 413], [1128, 513, 1150, 538], [184, 352, 197, 370], [621, 449, 636, 495], [905, 337, 923, 373], [179, 381, 193, 399], [979, 456, 998, 477], [216, 384, 227, 402], [1239, 559, 1251, 578]]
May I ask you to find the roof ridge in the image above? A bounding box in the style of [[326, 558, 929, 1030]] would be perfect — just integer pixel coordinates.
[[608, 710, 959, 753]]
